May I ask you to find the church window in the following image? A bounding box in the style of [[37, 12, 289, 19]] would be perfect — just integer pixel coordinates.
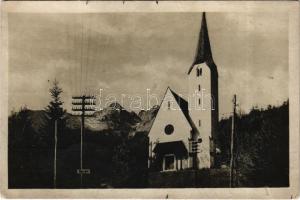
[[199, 98, 201, 105], [198, 84, 201, 91], [163, 154, 175, 171], [168, 101, 170, 109], [197, 68, 202, 77], [164, 124, 174, 135], [199, 120, 201, 127]]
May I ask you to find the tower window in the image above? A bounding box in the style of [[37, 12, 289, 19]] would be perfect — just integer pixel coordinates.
[[199, 120, 201, 127], [198, 84, 201, 91], [168, 101, 170, 109], [197, 68, 202, 77], [199, 98, 201, 105]]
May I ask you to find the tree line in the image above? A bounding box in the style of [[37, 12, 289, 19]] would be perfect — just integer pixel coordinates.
[[217, 101, 289, 187], [8, 80, 148, 188], [8, 80, 289, 188]]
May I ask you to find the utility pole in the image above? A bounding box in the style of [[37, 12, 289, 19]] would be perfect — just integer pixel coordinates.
[[47, 111, 64, 189], [72, 95, 96, 187], [54, 119, 57, 188], [229, 94, 236, 188], [52, 115, 66, 189]]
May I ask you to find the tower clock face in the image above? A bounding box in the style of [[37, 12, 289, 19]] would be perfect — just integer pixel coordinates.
[[164, 124, 174, 135]]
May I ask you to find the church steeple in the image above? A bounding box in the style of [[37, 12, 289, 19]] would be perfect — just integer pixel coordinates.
[[187, 12, 219, 169], [188, 12, 214, 74]]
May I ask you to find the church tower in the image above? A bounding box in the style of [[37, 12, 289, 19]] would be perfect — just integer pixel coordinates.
[[188, 13, 219, 169]]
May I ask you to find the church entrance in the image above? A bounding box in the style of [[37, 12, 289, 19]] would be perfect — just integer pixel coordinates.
[[163, 154, 176, 171], [151, 141, 188, 172]]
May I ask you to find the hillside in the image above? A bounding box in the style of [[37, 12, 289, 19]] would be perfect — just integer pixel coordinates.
[[217, 101, 289, 187], [66, 103, 141, 132]]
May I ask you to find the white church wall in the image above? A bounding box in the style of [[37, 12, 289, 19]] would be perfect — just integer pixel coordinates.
[[188, 63, 212, 169]]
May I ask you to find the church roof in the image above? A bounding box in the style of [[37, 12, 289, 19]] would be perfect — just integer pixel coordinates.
[[147, 87, 199, 136], [188, 12, 217, 75], [169, 88, 198, 133]]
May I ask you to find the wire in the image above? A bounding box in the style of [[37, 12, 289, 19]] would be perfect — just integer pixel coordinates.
[[85, 14, 90, 95], [80, 15, 84, 95], [73, 16, 79, 96], [66, 23, 73, 98]]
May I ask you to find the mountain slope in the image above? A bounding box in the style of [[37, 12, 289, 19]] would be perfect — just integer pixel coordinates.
[[135, 105, 160, 134], [25, 103, 159, 135]]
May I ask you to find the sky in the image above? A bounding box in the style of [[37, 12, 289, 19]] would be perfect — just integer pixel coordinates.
[[8, 12, 288, 118]]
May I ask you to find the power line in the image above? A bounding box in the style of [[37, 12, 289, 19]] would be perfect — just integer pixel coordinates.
[[72, 95, 96, 187], [85, 15, 90, 95], [80, 15, 84, 95], [73, 17, 80, 97], [66, 23, 73, 102]]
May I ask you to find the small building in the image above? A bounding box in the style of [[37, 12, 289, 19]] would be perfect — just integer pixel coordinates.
[[148, 13, 219, 171]]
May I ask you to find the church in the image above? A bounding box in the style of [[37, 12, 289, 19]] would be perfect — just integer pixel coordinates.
[[148, 13, 219, 171]]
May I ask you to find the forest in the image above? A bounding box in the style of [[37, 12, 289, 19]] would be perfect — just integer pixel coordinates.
[[217, 101, 289, 187]]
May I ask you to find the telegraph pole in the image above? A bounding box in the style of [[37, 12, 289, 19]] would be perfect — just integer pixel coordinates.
[[47, 108, 65, 189], [72, 95, 96, 187], [229, 94, 236, 187], [52, 115, 66, 189], [54, 119, 57, 188]]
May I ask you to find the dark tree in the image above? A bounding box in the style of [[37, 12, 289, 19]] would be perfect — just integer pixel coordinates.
[[45, 79, 66, 121], [44, 79, 67, 147]]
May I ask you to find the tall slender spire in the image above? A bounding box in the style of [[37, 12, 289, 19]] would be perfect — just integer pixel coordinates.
[[188, 12, 214, 74]]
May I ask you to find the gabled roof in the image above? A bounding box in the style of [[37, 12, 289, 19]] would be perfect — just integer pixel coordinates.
[[188, 12, 218, 76], [169, 88, 198, 133], [147, 87, 199, 136]]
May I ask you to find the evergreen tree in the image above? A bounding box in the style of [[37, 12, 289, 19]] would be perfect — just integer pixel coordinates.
[[45, 79, 66, 121], [44, 79, 66, 149]]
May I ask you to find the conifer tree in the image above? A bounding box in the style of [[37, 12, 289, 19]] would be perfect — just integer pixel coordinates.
[[45, 79, 66, 121]]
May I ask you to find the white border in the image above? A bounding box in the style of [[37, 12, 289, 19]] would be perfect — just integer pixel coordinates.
[[0, 1, 299, 199]]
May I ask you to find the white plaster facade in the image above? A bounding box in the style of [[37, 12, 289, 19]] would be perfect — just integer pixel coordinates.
[[148, 88, 192, 170]]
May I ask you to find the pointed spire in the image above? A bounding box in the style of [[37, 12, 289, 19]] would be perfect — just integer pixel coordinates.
[[188, 12, 214, 74]]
